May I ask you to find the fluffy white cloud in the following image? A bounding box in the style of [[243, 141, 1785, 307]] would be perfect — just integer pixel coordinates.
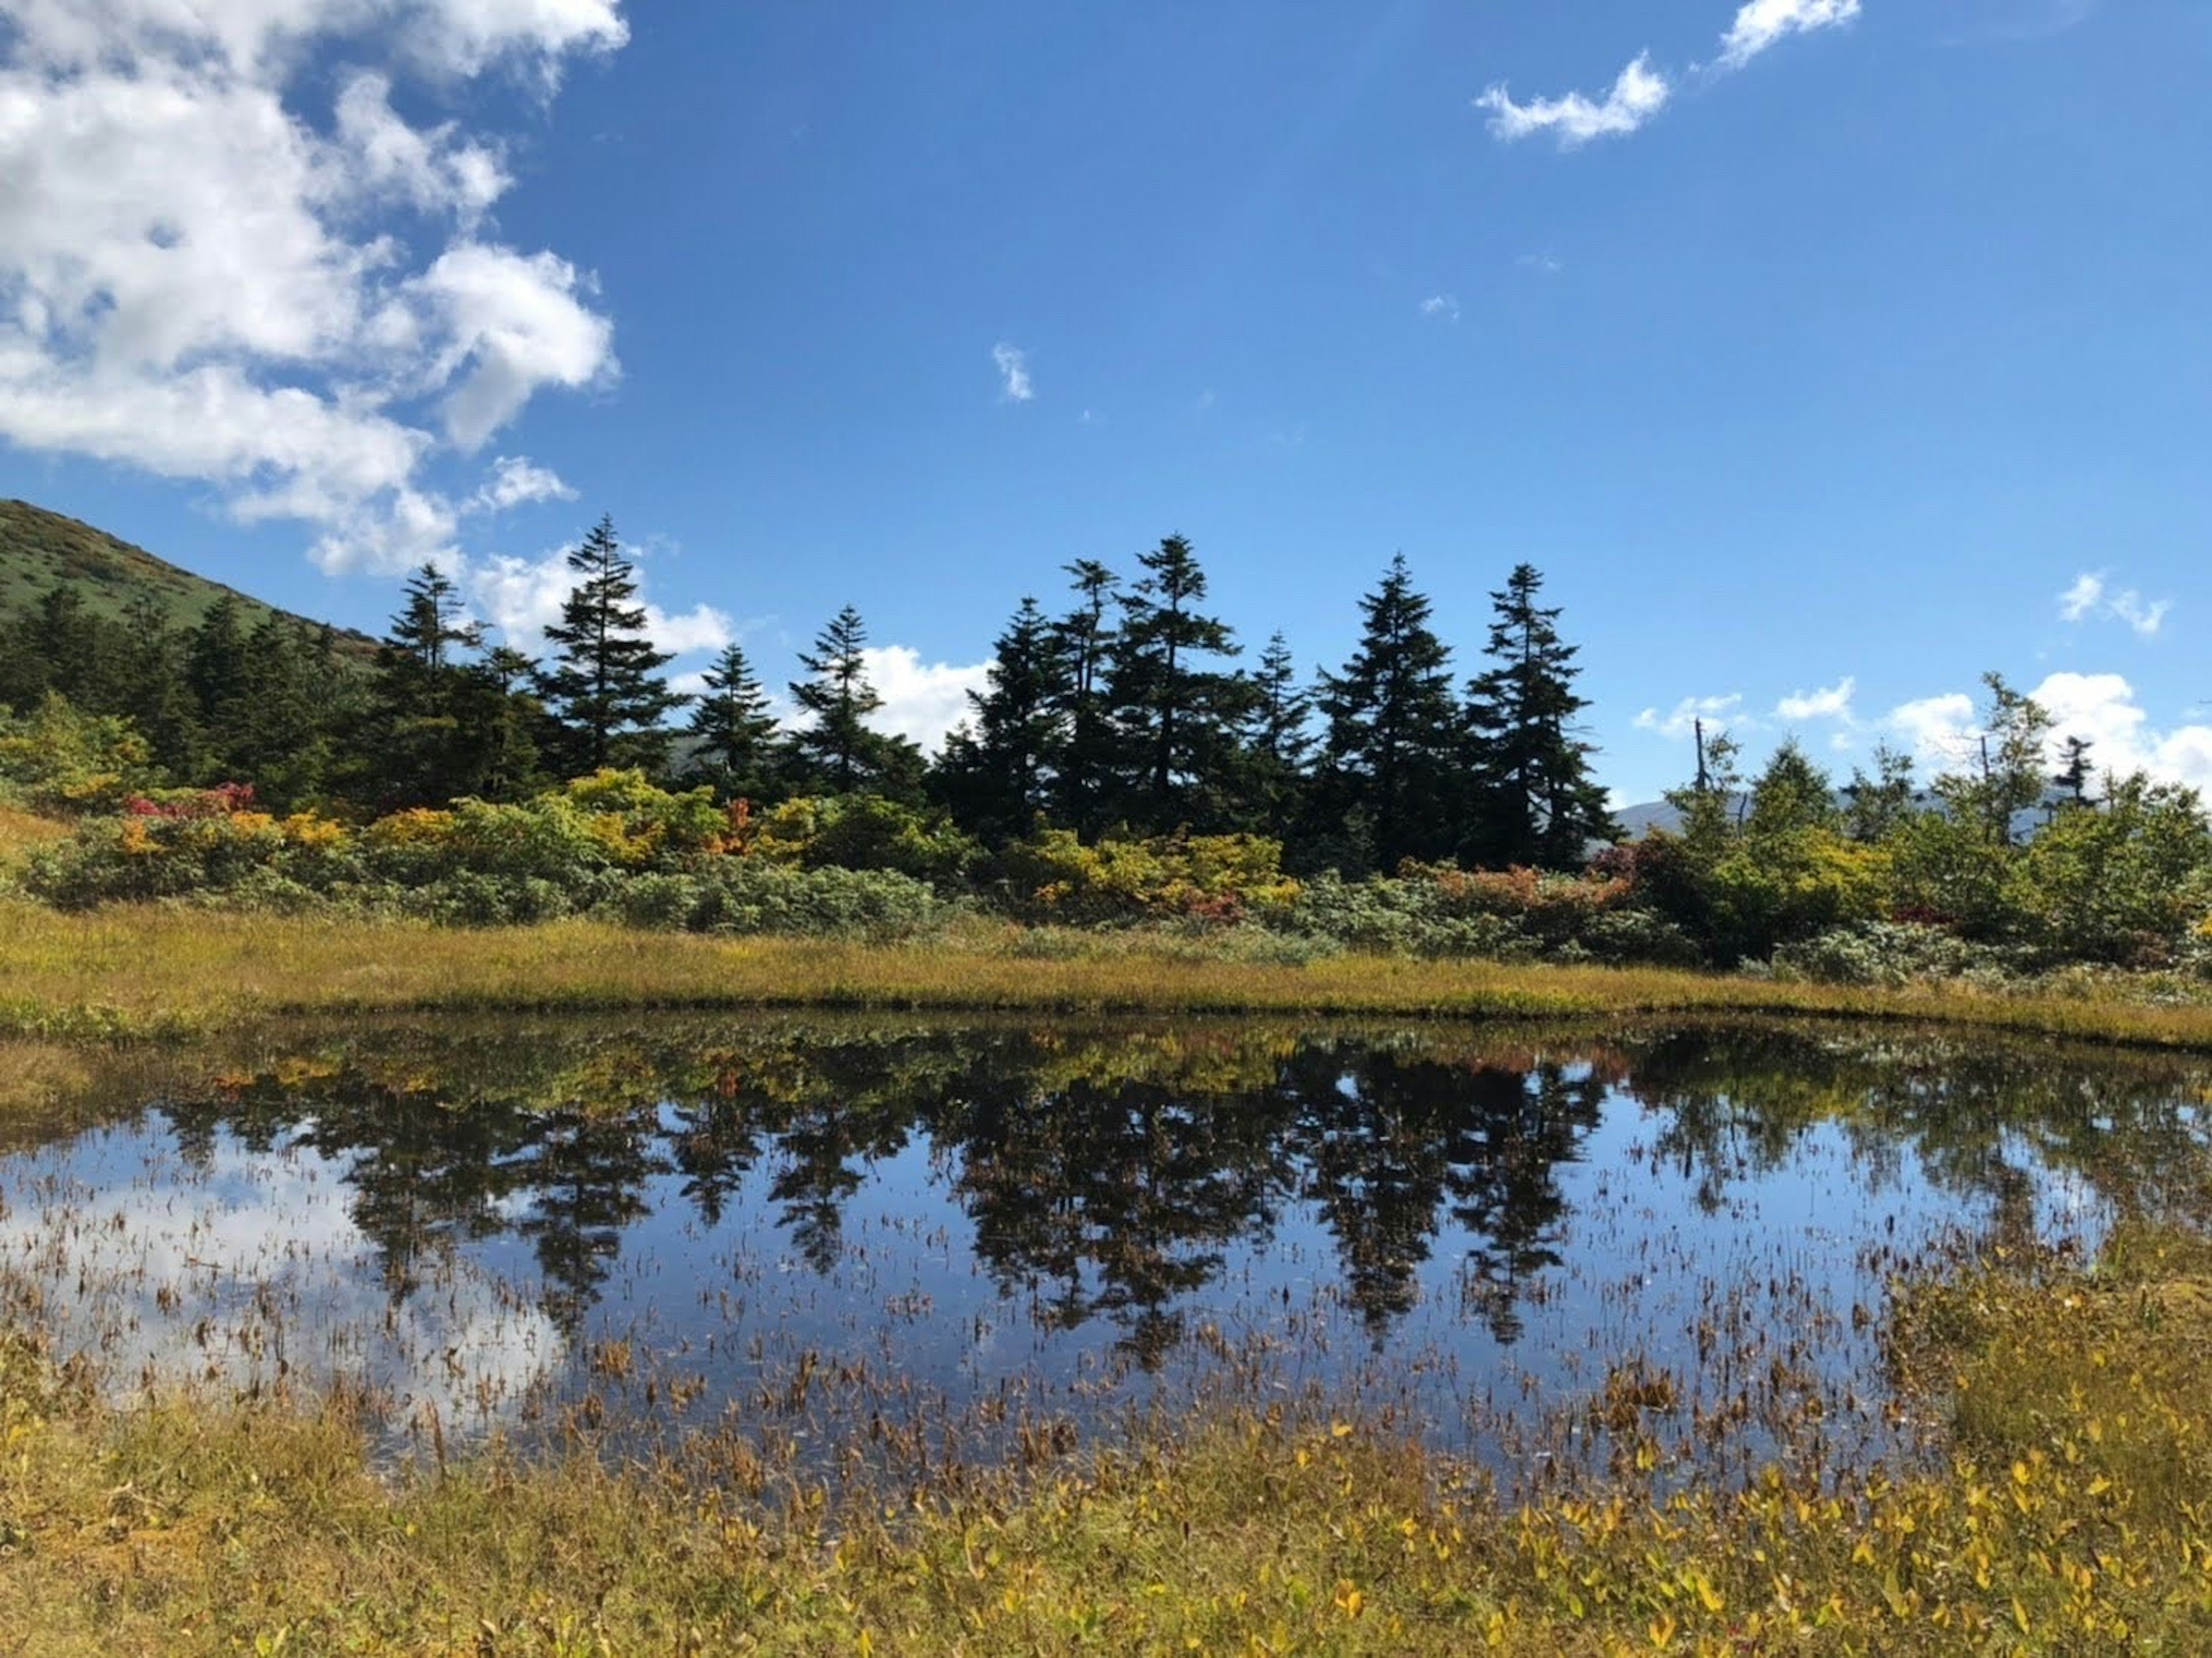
[[1635, 692, 1746, 741], [858, 646, 992, 753], [1477, 52, 1670, 148], [0, 0, 623, 574], [2022, 672, 2212, 794], [2058, 571, 2169, 638], [1881, 674, 2212, 794], [468, 454, 577, 513], [1716, 0, 1863, 71], [1419, 293, 1461, 323], [1775, 675, 1857, 723], [992, 342, 1033, 403]]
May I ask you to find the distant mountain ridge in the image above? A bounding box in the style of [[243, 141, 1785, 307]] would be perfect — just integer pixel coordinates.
[[0, 499, 377, 660]]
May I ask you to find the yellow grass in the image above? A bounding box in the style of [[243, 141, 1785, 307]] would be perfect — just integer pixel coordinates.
[[5, 898, 2212, 1048], [4, 1228, 2211, 1654], [0, 803, 70, 862]]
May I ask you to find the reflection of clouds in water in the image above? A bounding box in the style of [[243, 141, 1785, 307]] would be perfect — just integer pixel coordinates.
[[0, 1126, 560, 1433]]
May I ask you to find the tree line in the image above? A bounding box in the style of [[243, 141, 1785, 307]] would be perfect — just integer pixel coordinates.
[[0, 519, 1619, 874]]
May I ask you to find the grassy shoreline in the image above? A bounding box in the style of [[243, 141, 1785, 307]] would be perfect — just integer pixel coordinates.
[[6, 900, 2212, 1049], [2, 1226, 2207, 1653]]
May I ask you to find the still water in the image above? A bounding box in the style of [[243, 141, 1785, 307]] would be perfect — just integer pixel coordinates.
[[2, 1019, 2204, 1489]]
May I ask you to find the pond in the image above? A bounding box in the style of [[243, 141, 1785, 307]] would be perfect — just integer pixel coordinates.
[[2, 1018, 2205, 1494]]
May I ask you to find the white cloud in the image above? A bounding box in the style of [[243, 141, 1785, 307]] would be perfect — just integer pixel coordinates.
[[1775, 675, 1857, 723], [1516, 252, 1565, 275], [2021, 672, 2212, 794], [1480, 0, 1858, 150], [991, 342, 1033, 403], [468, 454, 577, 513], [2057, 571, 2170, 638], [2058, 572, 2104, 621], [0, 0, 623, 575], [1419, 293, 1461, 323], [1477, 51, 1670, 148], [859, 646, 991, 753], [1884, 692, 1981, 773], [1881, 674, 2212, 794], [1635, 692, 1746, 741], [1715, 0, 1863, 72]]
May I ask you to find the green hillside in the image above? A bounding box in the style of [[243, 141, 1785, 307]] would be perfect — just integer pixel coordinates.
[[0, 499, 377, 659]]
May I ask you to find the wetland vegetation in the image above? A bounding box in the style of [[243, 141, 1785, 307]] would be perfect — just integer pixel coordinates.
[[2, 1016, 2210, 1652]]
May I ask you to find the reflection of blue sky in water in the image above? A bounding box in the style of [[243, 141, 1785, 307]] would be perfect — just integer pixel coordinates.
[[0, 1035, 2184, 1481]]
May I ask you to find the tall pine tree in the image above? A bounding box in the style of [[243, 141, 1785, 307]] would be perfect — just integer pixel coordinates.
[[537, 516, 684, 776], [937, 595, 1070, 842], [787, 605, 922, 797], [1461, 564, 1616, 870], [1049, 559, 1119, 834], [685, 642, 781, 802], [1105, 535, 1248, 832], [358, 563, 485, 807], [1315, 555, 1461, 870], [1236, 630, 1313, 840]]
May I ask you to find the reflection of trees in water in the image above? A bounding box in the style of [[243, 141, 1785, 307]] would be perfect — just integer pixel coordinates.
[[952, 1079, 1292, 1366], [134, 1023, 2211, 1351], [1623, 1029, 2210, 1242]]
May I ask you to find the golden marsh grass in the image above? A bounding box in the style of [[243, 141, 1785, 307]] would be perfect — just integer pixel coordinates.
[[5, 898, 2212, 1049]]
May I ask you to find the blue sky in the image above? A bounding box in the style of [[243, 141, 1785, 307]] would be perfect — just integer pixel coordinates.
[[3, 0, 2207, 802]]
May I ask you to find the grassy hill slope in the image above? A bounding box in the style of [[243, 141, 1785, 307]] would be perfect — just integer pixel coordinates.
[[0, 499, 377, 659]]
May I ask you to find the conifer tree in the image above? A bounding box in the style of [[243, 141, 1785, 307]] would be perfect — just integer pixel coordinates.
[[685, 642, 780, 802], [356, 564, 498, 807], [118, 591, 200, 776], [1050, 559, 1119, 833], [1234, 631, 1313, 840], [938, 596, 1069, 841], [537, 516, 684, 775], [1461, 564, 1616, 869], [1315, 555, 1460, 870], [787, 605, 921, 796], [211, 617, 329, 808], [1105, 535, 1247, 830], [464, 645, 546, 802]]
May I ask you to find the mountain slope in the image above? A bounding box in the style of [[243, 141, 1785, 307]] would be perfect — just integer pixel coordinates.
[[0, 499, 377, 658]]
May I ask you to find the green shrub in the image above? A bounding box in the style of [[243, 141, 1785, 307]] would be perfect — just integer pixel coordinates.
[[745, 794, 979, 884], [1771, 921, 2019, 988], [0, 694, 155, 814], [995, 828, 1297, 923]]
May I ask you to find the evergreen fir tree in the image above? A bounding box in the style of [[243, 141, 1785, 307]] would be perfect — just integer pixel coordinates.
[[359, 563, 484, 807], [1234, 630, 1313, 840], [213, 617, 330, 809], [537, 516, 684, 776], [118, 591, 200, 776], [184, 595, 249, 734], [1314, 555, 1460, 870], [2054, 734, 2097, 808], [464, 645, 546, 803], [787, 605, 921, 796], [1049, 559, 1119, 834], [1104, 534, 1248, 831], [1461, 564, 1617, 869], [937, 596, 1069, 841], [685, 642, 781, 801]]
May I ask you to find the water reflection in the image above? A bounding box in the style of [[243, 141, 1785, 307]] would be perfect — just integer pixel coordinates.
[[2, 1019, 2204, 1480]]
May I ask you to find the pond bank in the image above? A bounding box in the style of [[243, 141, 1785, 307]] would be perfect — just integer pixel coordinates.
[[2, 1223, 2207, 1653], [7, 903, 2212, 1050]]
